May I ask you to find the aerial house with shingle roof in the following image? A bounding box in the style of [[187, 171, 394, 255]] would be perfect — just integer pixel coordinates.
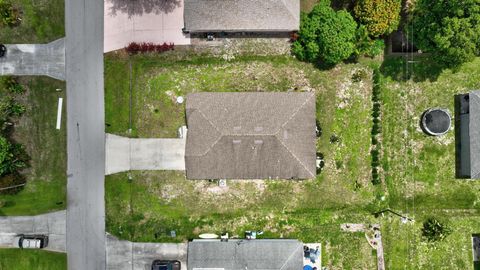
[[454, 90, 480, 179], [187, 239, 304, 270], [183, 0, 300, 33], [185, 92, 316, 180]]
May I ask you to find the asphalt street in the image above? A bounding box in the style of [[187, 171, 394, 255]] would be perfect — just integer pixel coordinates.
[[65, 0, 105, 268], [0, 211, 66, 252]]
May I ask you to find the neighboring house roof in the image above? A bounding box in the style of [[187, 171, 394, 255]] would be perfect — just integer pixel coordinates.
[[187, 239, 303, 270], [183, 0, 300, 32], [470, 91, 480, 179], [185, 92, 316, 180]]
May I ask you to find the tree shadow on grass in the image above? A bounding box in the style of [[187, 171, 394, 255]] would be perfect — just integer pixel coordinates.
[[380, 55, 445, 82], [107, 0, 181, 17]]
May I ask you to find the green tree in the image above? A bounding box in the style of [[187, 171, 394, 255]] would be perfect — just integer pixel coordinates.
[[292, 0, 357, 65], [422, 217, 452, 242], [0, 136, 26, 176], [354, 0, 401, 37], [410, 0, 480, 68]]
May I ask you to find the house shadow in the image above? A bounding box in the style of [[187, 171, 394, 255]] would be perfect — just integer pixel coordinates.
[[107, 0, 181, 17]]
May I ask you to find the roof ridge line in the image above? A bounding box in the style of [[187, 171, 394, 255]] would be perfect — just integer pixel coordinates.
[[273, 92, 315, 178], [279, 243, 303, 270], [193, 108, 223, 157], [276, 135, 315, 178]]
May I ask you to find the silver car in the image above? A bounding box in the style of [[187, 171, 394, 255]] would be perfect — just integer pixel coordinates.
[[13, 235, 49, 249]]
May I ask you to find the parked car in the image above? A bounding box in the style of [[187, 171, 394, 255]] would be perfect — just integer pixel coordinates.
[[151, 260, 181, 270], [0, 44, 6, 57], [13, 234, 49, 249]]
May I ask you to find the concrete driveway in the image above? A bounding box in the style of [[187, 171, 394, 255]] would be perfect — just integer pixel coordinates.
[[105, 134, 185, 175], [0, 38, 65, 80], [0, 211, 66, 252], [104, 0, 190, 52], [106, 234, 187, 270]]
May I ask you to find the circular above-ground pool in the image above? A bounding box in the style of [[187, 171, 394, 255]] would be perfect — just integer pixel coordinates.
[[421, 108, 452, 136]]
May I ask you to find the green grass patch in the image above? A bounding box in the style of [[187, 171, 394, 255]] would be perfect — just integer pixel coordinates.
[[0, 0, 64, 43], [0, 77, 66, 215], [0, 249, 66, 270]]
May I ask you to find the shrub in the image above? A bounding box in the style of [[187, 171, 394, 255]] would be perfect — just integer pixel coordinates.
[[292, 0, 357, 65], [4, 77, 24, 94], [125, 42, 174, 55], [410, 0, 480, 68], [422, 217, 452, 242], [354, 25, 385, 58], [0, 136, 27, 176], [0, 0, 20, 27], [354, 0, 401, 37]]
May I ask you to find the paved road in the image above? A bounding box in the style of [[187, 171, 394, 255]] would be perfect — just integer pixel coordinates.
[[0, 211, 66, 252], [65, 0, 105, 268], [106, 235, 187, 270], [0, 39, 65, 80], [105, 134, 186, 175]]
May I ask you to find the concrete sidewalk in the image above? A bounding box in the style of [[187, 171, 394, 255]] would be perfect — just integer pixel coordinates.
[[104, 0, 190, 53], [105, 134, 186, 175], [0, 211, 66, 252], [0, 38, 65, 80], [106, 234, 187, 270]]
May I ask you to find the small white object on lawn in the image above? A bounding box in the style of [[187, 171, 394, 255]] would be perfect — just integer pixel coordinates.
[[56, 98, 63, 130], [176, 96, 184, 104]]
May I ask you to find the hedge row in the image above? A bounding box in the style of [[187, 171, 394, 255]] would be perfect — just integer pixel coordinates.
[[371, 68, 383, 185], [125, 42, 174, 55], [0, 77, 28, 194]]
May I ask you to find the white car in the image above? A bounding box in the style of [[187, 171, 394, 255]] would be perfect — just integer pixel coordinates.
[[13, 235, 48, 249]]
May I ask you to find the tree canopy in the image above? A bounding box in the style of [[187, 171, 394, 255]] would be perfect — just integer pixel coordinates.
[[410, 0, 480, 68], [292, 0, 357, 65], [354, 0, 401, 37]]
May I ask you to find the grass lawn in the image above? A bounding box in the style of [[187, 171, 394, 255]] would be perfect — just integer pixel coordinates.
[[105, 49, 480, 268], [0, 0, 64, 44], [378, 56, 480, 269], [0, 249, 66, 270], [0, 77, 67, 215], [105, 52, 378, 269]]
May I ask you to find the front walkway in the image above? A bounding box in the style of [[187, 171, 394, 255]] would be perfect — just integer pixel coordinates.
[[105, 134, 186, 175], [0, 211, 66, 252], [106, 234, 187, 270], [0, 39, 65, 80], [104, 0, 190, 53]]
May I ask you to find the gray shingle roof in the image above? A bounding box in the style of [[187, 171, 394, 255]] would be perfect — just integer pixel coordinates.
[[185, 92, 316, 180], [470, 91, 480, 179], [184, 0, 300, 32], [187, 239, 303, 270]]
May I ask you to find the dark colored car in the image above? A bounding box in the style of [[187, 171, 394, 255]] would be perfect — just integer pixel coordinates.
[[13, 234, 49, 249], [0, 44, 6, 57], [151, 260, 181, 270]]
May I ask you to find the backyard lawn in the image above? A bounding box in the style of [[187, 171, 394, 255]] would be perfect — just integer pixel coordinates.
[[0, 249, 67, 270], [0, 77, 67, 215], [378, 56, 480, 269]]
